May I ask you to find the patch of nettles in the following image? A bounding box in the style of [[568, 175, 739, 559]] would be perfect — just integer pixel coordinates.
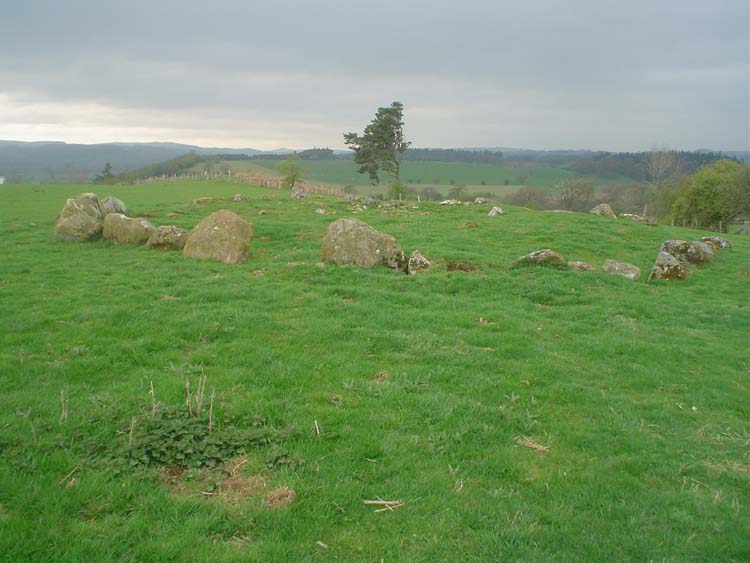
[[119, 405, 295, 469]]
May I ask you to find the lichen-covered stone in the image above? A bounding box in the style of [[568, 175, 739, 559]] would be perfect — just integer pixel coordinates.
[[512, 249, 566, 267], [590, 203, 617, 219], [320, 218, 405, 270], [183, 210, 253, 264], [701, 236, 732, 249], [100, 195, 129, 217], [621, 213, 648, 223], [103, 213, 156, 245], [660, 240, 715, 264], [602, 259, 641, 280], [701, 239, 720, 251], [647, 251, 688, 281], [54, 193, 103, 241], [406, 250, 431, 275], [146, 225, 189, 251]]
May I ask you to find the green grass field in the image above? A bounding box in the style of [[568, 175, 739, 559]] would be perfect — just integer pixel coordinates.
[[239, 159, 633, 195], [1, 180, 749, 561]]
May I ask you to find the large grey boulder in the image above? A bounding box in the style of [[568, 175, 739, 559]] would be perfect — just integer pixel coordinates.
[[406, 250, 431, 275], [320, 218, 405, 269], [183, 210, 253, 264], [660, 240, 715, 264], [100, 195, 129, 217], [590, 203, 617, 219], [103, 213, 156, 245], [146, 225, 189, 251], [648, 251, 688, 281], [512, 249, 566, 267], [701, 236, 732, 249], [54, 193, 103, 241], [602, 259, 641, 280]]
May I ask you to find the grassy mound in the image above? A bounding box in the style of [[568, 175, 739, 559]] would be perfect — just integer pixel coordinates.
[[0, 181, 748, 561]]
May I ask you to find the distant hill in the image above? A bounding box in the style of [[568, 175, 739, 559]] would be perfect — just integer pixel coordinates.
[[717, 150, 749, 162], [0, 141, 286, 183], [1, 139, 744, 184]]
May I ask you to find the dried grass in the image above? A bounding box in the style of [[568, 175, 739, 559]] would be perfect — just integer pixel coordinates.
[[374, 371, 390, 383], [515, 435, 550, 455], [264, 486, 297, 509]]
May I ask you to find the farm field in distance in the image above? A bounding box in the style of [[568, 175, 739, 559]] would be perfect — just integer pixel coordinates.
[[228, 159, 635, 196], [1, 180, 749, 562]]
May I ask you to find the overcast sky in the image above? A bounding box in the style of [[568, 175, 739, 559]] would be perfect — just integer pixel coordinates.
[[1, 0, 748, 151]]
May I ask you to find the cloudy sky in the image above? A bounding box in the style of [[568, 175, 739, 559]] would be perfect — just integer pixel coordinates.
[[1, 0, 747, 151]]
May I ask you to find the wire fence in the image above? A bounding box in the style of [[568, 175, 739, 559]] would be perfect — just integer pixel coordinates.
[[134, 171, 234, 183], [234, 172, 348, 197], [132, 169, 350, 198], [726, 220, 750, 235]]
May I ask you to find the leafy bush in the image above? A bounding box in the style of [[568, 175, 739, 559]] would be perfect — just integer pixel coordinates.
[[503, 186, 550, 210], [418, 186, 444, 201], [388, 181, 409, 200], [671, 160, 750, 229]]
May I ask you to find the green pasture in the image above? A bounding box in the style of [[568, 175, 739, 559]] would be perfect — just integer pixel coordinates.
[[0, 180, 748, 561], [246, 159, 634, 193]]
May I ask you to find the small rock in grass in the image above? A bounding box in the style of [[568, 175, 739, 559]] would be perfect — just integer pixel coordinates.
[[701, 236, 731, 249], [512, 249, 566, 267], [567, 261, 595, 272], [621, 213, 648, 223], [701, 239, 719, 251], [602, 259, 641, 280], [406, 250, 431, 275], [590, 203, 617, 219], [488, 206, 504, 216]]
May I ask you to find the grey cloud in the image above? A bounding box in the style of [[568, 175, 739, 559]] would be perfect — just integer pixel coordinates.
[[0, 0, 747, 150]]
